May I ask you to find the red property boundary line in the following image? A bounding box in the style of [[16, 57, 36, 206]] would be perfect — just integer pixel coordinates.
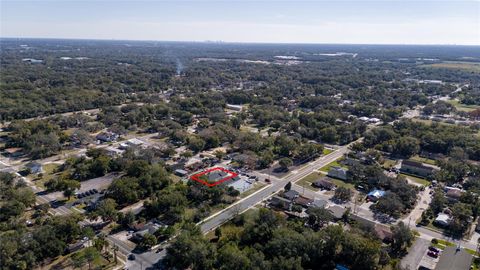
[[190, 167, 239, 187]]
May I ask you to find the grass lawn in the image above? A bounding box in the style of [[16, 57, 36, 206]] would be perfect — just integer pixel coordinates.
[[329, 178, 355, 189], [381, 159, 397, 169], [297, 171, 355, 190], [32, 163, 60, 189], [319, 158, 346, 172], [400, 173, 430, 186], [323, 148, 333, 155], [431, 239, 455, 251], [446, 99, 480, 112], [296, 172, 321, 191], [410, 155, 437, 166], [239, 182, 267, 198], [421, 61, 480, 73]]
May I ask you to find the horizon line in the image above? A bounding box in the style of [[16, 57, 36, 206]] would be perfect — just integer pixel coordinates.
[[1, 36, 479, 47]]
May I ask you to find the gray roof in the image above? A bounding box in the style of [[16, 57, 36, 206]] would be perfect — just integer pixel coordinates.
[[283, 190, 300, 200], [207, 171, 228, 181], [435, 246, 473, 270], [327, 205, 347, 219]]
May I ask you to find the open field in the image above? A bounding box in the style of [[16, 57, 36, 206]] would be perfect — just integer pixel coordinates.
[[297, 172, 321, 191], [421, 61, 480, 73], [319, 158, 346, 172], [446, 99, 480, 112], [298, 171, 354, 190], [32, 163, 60, 189], [410, 155, 437, 166], [400, 173, 430, 186]]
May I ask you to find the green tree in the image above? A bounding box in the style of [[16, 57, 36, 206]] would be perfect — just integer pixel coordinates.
[[139, 233, 157, 250], [390, 222, 413, 254], [333, 187, 353, 203], [278, 157, 293, 171]]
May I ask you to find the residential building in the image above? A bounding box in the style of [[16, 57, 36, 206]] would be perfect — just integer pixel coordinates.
[[282, 190, 300, 201], [226, 104, 243, 111], [207, 170, 228, 182], [435, 246, 473, 270], [312, 177, 336, 190], [271, 195, 292, 210], [400, 160, 439, 178], [294, 195, 314, 207], [445, 188, 464, 202], [434, 213, 451, 227], [133, 222, 161, 240], [328, 166, 348, 181], [25, 162, 43, 174], [327, 205, 347, 220], [174, 169, 189, 177], [367, 189, 386, 202], [310, 199, 328, 209], [96, 131, 119, 143]]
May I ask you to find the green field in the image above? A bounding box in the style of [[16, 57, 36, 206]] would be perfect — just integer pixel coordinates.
[[410, 155, 437, 166], [446, 99, 480, 112], [297, 171, 354, 190], [319, 158, 346, 172], [322, 148, 333, 155], [32, 163, 60, 189], [421, 61, 480, 73], [400, 173, 430, 186], [297, 172, 321, 191]]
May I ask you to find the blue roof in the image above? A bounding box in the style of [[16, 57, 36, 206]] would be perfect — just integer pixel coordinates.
[[336, 264, 349, 270], [367, 189, 386, 197]]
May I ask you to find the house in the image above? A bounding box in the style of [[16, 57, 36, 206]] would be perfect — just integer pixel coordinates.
[[310, 199, 328, 209], [367, 190, 386, 202], [327, 205, 347, 220], [328, 166, 348, 181], [374, 225, 393, 242], [282, 190, 300, 201], [271, 195, 292, 210], [96, 131, 119, 143], [105, 146, 124, 157], [445, 188, 464, 202], [400, 160, 439, 178], [312, 177, 336, 190], [3, 147, 23, 157], [25, 162, 43, 174], [207, 170, 228, 182], [133, 222, 161, 240], [68, 241, 87, 253], [174, 169, 189, 177], [226, 104, 243, 111], [294, 195, 314, 207], [435, 246, 473, 270], [434, 213, 451, 227]]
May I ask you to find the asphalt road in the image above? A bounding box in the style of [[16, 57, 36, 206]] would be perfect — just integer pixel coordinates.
[[200, 140, 353, 233]]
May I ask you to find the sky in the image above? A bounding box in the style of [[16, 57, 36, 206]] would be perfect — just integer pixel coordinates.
[[1, 0, 479, 45]]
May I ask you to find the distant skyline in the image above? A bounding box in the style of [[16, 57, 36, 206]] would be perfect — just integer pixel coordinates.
[[1, 0, 479, 45]]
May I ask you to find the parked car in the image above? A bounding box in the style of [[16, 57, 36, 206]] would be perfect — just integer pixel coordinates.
[[265, 178, 271, 183], [128, 254, 136, 260], [427, 251, 438, 258], [428, 246, 440, 253]]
